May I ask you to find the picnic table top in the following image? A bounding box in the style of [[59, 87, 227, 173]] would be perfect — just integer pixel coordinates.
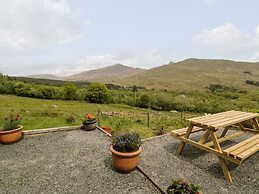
[[187, 110, 259, 130]]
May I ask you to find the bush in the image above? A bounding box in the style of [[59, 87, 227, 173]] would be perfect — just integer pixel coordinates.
[[137, 94, 149, 108], [63, 82, 77, 100], [86, 82, 109, 104]]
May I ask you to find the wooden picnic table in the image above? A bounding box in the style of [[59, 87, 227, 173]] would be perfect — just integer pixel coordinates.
[[171, 110, 259, 182]]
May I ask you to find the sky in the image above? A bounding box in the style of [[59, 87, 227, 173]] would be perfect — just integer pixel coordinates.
[[0, 0, 259, 76]]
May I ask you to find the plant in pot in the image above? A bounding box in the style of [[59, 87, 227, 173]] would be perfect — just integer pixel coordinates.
[[110, 132, 142, 173], [0, 114, 23, 144], [81, 114, 97, 131], [167, 178, 200, 194]]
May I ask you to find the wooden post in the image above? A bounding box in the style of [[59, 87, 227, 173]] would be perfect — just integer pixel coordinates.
[[98, 109, 101, 127], [147, 112, 150, 129]]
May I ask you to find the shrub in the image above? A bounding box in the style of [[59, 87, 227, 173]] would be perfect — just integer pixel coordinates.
[[86, 82, 109, 104], [137, 94, 149, 108], [167, 178, 200, 194], [63, 82, 77, 100], [112, 132, 141, 152]]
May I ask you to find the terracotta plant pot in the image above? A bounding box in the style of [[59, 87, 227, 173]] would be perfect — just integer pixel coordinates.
[[101, 126, 112, 134], [0, 125, 23, 144], [110, 145, 142, 173], [82, 120, 97, 131]]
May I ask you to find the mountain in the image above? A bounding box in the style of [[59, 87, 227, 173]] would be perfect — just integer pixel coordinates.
[[116, 58, 259, 91], [65, 64, 145, 82], [27, 74, 62, 80]]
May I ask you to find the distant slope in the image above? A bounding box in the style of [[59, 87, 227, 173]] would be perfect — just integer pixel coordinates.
[[65, 64, 145, 82], [116, 58, 259, 91], [27, 74, 62, 80]]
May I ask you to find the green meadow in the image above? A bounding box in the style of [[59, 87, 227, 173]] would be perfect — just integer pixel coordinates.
[[0, 95, 197, 138]]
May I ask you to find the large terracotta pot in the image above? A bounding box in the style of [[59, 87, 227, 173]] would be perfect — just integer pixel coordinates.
[[0, 125, 23, 144], [110, 145, 142, 173], [82, 120, 97, 131]]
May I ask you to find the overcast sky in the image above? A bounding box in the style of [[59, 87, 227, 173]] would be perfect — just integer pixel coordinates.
[[0, 0, 259, 76]]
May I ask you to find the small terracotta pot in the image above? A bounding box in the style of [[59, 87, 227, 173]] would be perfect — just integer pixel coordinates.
[[101, 126, 112, 134], [110, 145, 142, 173], [0, 126, 23, 144]]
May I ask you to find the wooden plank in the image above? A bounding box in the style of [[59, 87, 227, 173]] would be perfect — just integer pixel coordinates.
[[218, 157, 233, 183], [210, 130, 233, 183], [238, 123, 245, 131], [223, 134, 259, 154], [210, 131, 222, 151], [176, 124, 194, 155], [252, 118, 259, 133], [205, 131, 245, 147], [171, 126, 202, 137], [220, 128, 229, 138], [187, 110, 235, 122], [236, 144, 259, 160], [194, 111, 246, 123], [175, 136, 241, 164], [229, 138, 259, 158], [213, 114, 258, 129], [203, 113, 257, 127], [198, 130, 210, 144]]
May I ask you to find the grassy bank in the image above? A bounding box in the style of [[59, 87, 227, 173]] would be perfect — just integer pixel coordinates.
[[0, 95, 197, 138]]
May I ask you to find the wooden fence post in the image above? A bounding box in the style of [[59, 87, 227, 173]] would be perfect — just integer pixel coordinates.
[[98, 109, 101, 127], [147, 112, 150, 129]]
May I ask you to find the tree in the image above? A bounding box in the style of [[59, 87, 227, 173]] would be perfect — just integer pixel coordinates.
[[86, 82, 109, 104], [137, 94, 149, 108], [63, 82, 77, 100]]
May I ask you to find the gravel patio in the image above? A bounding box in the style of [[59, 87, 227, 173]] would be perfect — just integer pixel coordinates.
[[0, 128, 258, 194]]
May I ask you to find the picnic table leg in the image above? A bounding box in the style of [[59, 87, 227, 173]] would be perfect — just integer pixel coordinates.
[[210, 131, 233, 182], [198, 130, 210, 144], [176, 123, 194, 155], [220, 127, 229, 138], [252, 118, 259, 133]]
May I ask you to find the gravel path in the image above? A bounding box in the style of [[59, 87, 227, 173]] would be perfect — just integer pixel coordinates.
[[0, 130, 160, 194], [140, 132, 259, 194]]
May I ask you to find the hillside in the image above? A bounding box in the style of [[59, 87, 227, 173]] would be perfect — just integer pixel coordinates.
[[27, 74, 62, 80], [65, 64, 145, 82], [115, 58, 259, 91]]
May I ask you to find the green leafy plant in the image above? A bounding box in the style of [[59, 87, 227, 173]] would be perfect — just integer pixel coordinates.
[[167, 178, 200, 194], [112, 132, 141, 152], [3, 114, 21, 131]]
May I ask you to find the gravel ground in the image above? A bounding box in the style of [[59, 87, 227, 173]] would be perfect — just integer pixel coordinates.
[[140, 131, 259, 194], [0, 130, 160, 194]]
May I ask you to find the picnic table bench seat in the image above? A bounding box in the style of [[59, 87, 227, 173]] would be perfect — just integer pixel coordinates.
[[171, 126, 203, 137], [223, 134, 259, 162]]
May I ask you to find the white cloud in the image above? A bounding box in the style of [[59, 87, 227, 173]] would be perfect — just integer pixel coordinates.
[[194, 23, 259, 57], [0, 0, 85, 50]]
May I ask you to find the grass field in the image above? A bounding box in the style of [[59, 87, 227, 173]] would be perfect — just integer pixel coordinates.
[[0, 95, 198, 138]]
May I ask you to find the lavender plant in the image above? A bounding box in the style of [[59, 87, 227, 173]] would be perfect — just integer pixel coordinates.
[[112, 132, 141, 152]]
